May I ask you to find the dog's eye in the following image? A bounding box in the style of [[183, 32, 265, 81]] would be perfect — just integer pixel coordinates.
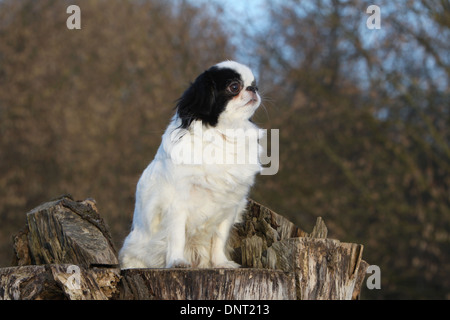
[[227, 82, 241, 95]]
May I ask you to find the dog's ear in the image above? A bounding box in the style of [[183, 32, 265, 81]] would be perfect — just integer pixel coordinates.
[[176, 70, 217, 128]]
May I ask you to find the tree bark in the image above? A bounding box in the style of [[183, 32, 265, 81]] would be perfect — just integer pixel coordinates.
[[228, 199, 368, 299], [267, 238, 365, 300], [116, 268, 296, 300], [0, 264, 120, 300], [2, 197, 369, 300], [12, 195, 118, 268]]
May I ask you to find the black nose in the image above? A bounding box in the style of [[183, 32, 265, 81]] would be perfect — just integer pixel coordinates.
[[246, 86, 258, 93]]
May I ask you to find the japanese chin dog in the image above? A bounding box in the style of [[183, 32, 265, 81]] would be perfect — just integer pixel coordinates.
[[119, 61, 262, 269]]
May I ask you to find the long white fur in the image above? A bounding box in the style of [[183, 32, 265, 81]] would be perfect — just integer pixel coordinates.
[[119, 61, 261, 269]]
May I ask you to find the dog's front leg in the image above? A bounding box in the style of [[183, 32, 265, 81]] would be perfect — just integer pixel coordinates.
[[211, 213, 240, 268], [165, 206, 191, 268]]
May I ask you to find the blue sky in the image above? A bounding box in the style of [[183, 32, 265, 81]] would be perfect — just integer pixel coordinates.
[[186, 0, 272, 74]]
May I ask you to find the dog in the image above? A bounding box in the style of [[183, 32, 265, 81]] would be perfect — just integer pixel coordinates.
[[119, 61, 262, 268]]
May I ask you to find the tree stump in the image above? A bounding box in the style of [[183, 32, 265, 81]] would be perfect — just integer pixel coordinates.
[[0, 264, 120, 300], [12, 195, 118, 268], [228, 199, 368, 299], [117, 268, 296, 300], [1, 196, 369, 300], [267, 238, 365, 300]]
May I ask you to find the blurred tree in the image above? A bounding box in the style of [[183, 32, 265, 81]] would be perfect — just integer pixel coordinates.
[[1, 0, 449, 300], [0, 0, 234, 266], [248, 0, 449, 299]]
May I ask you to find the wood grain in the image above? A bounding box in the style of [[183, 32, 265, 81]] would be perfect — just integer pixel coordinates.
[[116, 268, 296, 300], [3, 197, 369, 300]]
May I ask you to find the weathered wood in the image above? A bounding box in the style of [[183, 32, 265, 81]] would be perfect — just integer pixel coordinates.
[[228, 199, 329, 269], [309, 217, 328, 239], [116, 268, 296, 300], [352, 259, 370, 300], [228, 199, 368, 299], [0, 264, 120, 300], [266, 238, 368, 300], [4, 196, 369, 300], [12, 195, 118, 268], [228, 199, 311, 266]]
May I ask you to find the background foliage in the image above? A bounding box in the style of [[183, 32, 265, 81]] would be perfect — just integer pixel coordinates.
[[0, 0, 448, 299]]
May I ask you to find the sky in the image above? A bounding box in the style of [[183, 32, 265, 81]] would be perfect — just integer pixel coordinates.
[[185, 0, 272, 76]]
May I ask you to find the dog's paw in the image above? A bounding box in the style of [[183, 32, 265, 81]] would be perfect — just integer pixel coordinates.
[[167, 259, 192, 269], [214, 260, 240, 269]]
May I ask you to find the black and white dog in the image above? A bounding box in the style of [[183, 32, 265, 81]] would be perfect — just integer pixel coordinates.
[[119, 61, 262, 268]]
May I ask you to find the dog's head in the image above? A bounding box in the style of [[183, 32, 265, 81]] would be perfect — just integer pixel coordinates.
[[176, 61, 260, 129]]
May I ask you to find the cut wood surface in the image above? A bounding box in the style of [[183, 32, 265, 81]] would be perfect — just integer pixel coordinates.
[[2, 196, 369, 300]]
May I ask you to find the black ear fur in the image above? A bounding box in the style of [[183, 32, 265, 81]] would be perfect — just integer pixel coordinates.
[[176, 70, 217, 129]]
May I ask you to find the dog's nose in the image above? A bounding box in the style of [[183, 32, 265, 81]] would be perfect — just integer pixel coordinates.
[[246, 86, 258, 93]]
